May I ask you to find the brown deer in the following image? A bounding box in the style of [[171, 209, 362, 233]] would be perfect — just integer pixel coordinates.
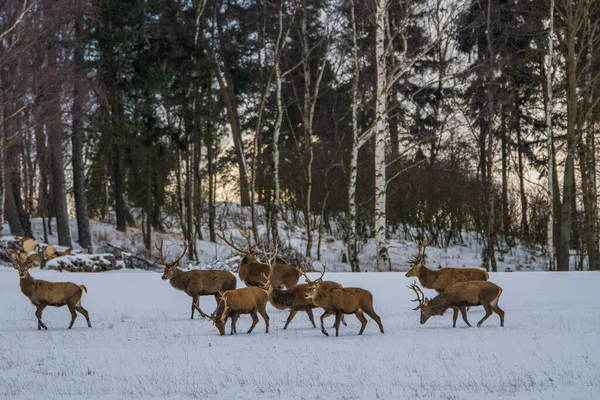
[[218, 230, 302, 289], [155, 238, 237, 319], [408, 281, 505, 327], [208, 286, 270, 335], [405, 241, 489, 292], [9, 251, 92, 330], [260, 260, 345, 330], [303, 266, 384, 337]]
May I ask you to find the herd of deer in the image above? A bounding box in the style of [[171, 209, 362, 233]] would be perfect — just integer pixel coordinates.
[[7, 233, 505, 334]]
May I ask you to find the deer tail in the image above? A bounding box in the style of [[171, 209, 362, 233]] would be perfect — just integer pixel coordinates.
[[79, 285, 88, 293]]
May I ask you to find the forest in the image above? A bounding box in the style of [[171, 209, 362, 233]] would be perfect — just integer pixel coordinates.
[[1, 0, 599, 272]]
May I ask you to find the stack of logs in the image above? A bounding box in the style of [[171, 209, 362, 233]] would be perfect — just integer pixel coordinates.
[[0, 236, 69, 265], [0, 236, 119, 272]]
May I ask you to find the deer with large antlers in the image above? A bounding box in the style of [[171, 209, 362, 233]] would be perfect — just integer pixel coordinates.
[[9, 250, 92, 330], [218, 230, 302, 289], [405, 241, 489, 292], [408, 281, 505, 327], [303, 265, 384, 337], [155, 238, 237, 319], [209, 286, 270, 335]]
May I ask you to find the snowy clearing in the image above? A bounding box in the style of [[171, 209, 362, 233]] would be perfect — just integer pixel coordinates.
[[0, 268, 599, 400]]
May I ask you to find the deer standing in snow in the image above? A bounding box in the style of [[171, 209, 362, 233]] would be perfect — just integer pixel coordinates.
[[9, 251, 92, 330], [303, 265, 384, 337], [408, 281, 505, 327], [209, 286, 270, 335], [155, 238, 237, 319], [218, 230, 302, 289], [405, 240, 489, 292]]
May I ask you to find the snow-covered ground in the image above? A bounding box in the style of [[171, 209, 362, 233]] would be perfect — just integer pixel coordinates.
[[1, 267, 598, 399]]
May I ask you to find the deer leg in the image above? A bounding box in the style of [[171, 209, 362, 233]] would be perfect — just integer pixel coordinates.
[[75, 306, 92, 328], [459, 305, 471, 327], [258, 305, 269, 333], [477, 303, 493, 327], [319, 311, 333, 337], [452, 307, 459, 328], [35, 305, 48, 330], [283, 310, 299, 330], [230, 313, 240, 335], [247, 310, 259, 334], [363, 308, 385, 334], [334, 312, 344, 336], [304, 308, 316, 328], [191, 295, 198, 319], [331, 314, 346, 328], [355, 311, 368, 335], [492, 305, 505, 327], [68, 305, 78, 329]]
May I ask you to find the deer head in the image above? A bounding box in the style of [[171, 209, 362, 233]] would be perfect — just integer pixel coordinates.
[[155, 238, 189, 280], [8, 248, 34, 280], [408, 281, 432, 324], [405, 240, 428, 278], [302, 264, 326, 300]]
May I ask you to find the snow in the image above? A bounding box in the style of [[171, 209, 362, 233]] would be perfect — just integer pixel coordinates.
[[1, 267, 598, 399]]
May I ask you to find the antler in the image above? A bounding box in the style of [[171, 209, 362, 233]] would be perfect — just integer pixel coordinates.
[[217, 229, 255, 255], [259, 244, 280, 289], [154, 237, 188, 266], [6, 245, 33, 269], [154, 239, 166, 264], [407, 281, 427, 311], [409, 239, 428, 265], [302, 263, 326, 284]]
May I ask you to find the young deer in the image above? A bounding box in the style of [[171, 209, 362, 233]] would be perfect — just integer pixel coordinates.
[[156, 239, 236, 319], [405, 241, 489, 292], [303, 266, 384, 337], [208, 286, 270, 335], [260, 260, 344, 330], [9, 251, 92, 330], [408, 281, 505, 327], [218, 230, 302, 289]]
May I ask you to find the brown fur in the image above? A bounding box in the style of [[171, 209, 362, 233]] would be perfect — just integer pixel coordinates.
[[210, 287, 270, 336], [415, 281, 504, 327], [162, 266, 237, 319], [266, 281, 343, 329], [405, 262, 489, 293], [305, 282, 384, 337], [13, 264, 92, 330], [239, 255, 302, 289]]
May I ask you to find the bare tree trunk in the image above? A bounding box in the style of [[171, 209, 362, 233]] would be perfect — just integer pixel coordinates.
[[0, 65, 5, 234], [484, 0, 497, 272], [347, 0, 360, 272], [558, 0, 578, 272], [514, 102, 529, 240], [375, 0, 390, 271], [47, 35, 72, 247], [545, 0, 556, 270], [500, 106, 510, 241], [72, 16, 91, 249], [272, 60, 283, 246], [583, 12, 599, 270]]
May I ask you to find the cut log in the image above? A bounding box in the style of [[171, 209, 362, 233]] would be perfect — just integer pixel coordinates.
[[45, 244, 56, 257], [22, 238, 36, 253]]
